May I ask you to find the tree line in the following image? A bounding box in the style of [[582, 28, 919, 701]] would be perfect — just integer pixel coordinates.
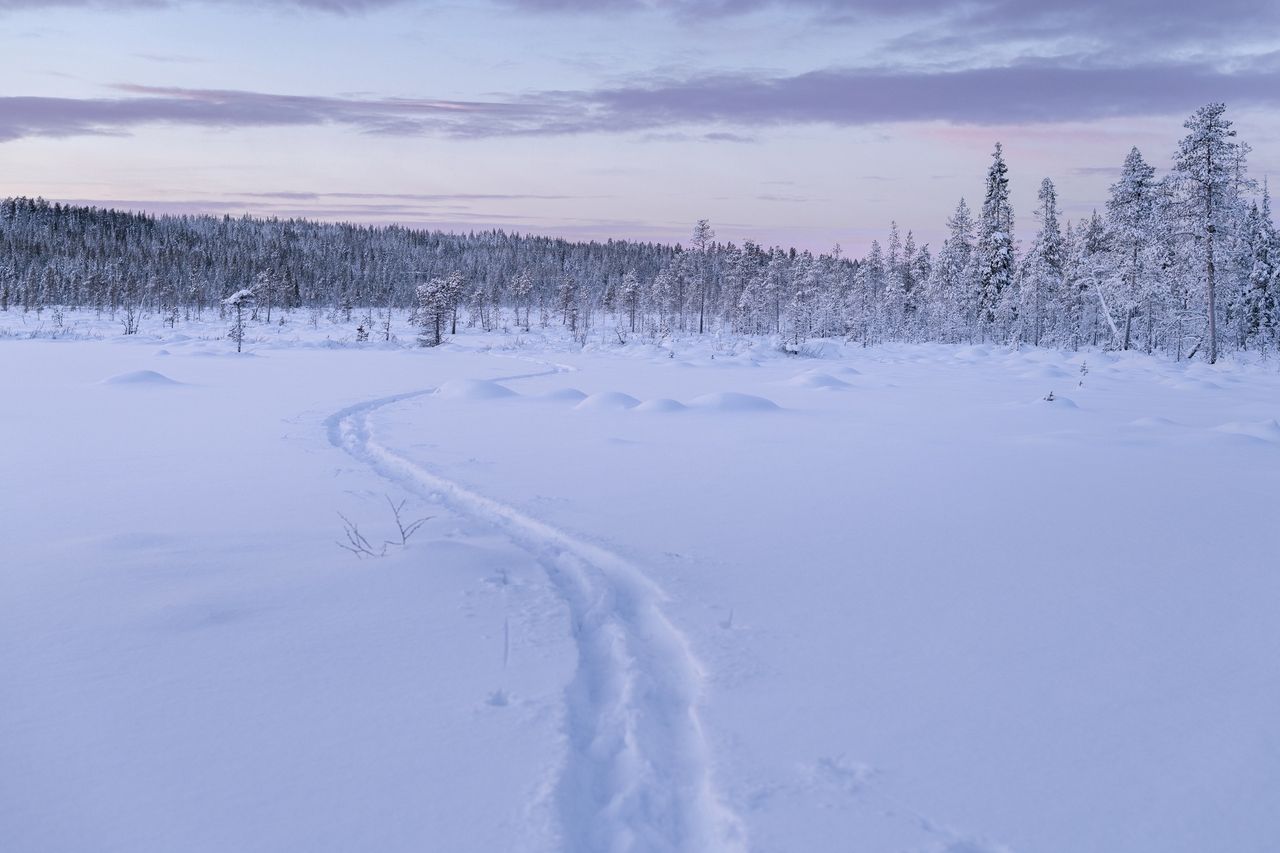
[[2, 103, 1275, 362]]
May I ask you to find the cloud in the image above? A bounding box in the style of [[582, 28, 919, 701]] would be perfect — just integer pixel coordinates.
[[0, 84, 549, 142], [575, 61, 1280, 130], [8, 0, 1276, 40], [0, 0, 407, 10], [5, 0, 1278, 61], [3, 59, 1279, 144], [494, 0, 1280, 58]]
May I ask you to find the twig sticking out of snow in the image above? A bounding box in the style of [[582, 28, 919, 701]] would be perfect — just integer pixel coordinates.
[[335, 495, 432, 559]]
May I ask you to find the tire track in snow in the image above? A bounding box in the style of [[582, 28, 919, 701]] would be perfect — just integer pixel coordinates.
[[325, 365, 745, 853]]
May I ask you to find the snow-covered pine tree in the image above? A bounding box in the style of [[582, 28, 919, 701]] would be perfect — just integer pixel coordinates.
[[690, 219, 715, 334], [1171, 103, 1255, 362], [224, 287, 255, 353]]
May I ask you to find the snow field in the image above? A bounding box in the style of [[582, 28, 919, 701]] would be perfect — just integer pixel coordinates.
[[3, 316, 1279, 853]]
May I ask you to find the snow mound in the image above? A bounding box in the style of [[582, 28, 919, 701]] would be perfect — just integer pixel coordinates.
[[787, 372, 852, 390], [1127, 416, 1183, 429], [434, 379, 517, 401], [574, 391, 641, 411], [634, 398, 688, 413], [1040, 394, 1078, 408], [1213, 419, 1280, 443], [538, 387, 588, 403], [1020, 365, 1072, 380], [688, 392, 780, 412], [101, 369, 182, 386]]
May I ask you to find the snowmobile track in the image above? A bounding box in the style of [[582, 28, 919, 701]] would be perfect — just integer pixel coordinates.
[[326, 362, 744, 853]]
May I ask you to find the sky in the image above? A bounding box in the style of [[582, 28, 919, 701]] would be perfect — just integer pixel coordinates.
[[2, 0, 1279, 254]]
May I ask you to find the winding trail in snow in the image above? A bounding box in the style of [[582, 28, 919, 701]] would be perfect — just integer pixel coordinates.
[[325, 360, 745, 853]]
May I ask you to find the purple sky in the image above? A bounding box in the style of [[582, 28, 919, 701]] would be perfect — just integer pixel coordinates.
[[2, 0, 1278, 252]]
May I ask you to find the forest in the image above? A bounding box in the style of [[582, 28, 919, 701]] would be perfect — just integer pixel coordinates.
[[2, 103, 1275, 363]]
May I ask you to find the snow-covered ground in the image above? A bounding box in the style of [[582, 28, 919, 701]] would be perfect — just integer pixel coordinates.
[[3, 312, 1278, 853]]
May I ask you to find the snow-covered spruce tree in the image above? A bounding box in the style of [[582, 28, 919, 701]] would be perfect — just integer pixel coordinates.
[[1104, 147, 1159, 351], [600, 275, 618, 327], [441, 271, 465, 336], [415, 277, 449, 347], [619, 270, 642, 333], [557, 276, 581, 332], [854, 240, 885, 344], [814, 246, 852, 339], [786, 251, 819, 345], [649, 266, 676, 336], [510, 268, 534, 332], [1170, 103, 1255, 363], [1019, 178, 1066, 347], [977, 143, 1016, 341], [224, 287, 255, 353], [909, 241, 932, 340], [883, 223, 905, 337], [1144, 183, 1198, 359], [0, 262, 13, 312], [763, 250, 790, 336], [1073, 211, 1119, 348], [736, 267, 766, 335], [1236, 194, 1279, 352], [466, 279, 490, 331], [884, 228, 924, 340], [714, 243, 745, 333], [925, 198, 976, 342]]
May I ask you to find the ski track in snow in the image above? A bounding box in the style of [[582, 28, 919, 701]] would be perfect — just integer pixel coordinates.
[[325, 360, 745, 853]]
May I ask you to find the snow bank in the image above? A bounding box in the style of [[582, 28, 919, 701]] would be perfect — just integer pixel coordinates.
[[1127, 416, 1184, 429], [786, 371, 852, 390], [100, 369, 182, 386], [687, 391, 780, 412], [574, 391, 641, 411], [634, 398, 688, 413]]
